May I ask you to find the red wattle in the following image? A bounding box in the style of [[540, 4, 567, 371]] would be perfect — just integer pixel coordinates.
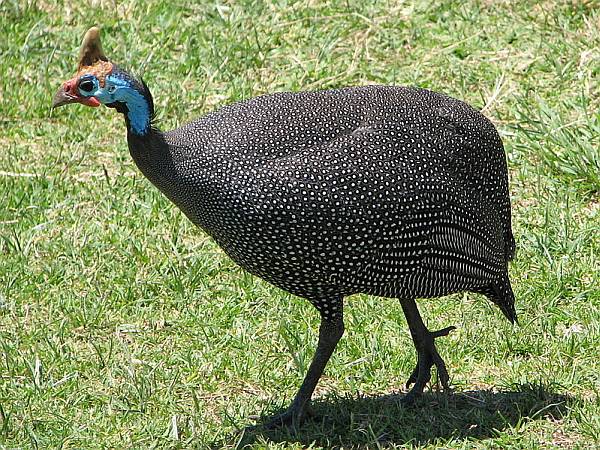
[[81, 97, 101, 107]]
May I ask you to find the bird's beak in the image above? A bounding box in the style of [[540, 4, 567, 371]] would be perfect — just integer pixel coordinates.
[[52, 78, 101, 108], [51, 85, 78, 108]]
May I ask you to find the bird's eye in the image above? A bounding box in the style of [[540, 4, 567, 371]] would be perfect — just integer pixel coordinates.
[[79, 79, 95, 93]]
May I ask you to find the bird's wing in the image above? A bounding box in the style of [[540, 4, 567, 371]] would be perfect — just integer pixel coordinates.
[[347, 188, 507, 297]]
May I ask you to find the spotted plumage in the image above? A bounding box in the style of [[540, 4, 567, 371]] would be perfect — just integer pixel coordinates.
[[54, 28, 516, 427], [150, 86, 515, 322]]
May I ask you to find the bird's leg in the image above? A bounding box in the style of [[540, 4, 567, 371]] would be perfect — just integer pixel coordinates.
[[399, 298, 455, 404], [265, 299, 344, 429]]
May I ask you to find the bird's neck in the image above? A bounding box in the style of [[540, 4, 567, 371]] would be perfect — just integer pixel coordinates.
[[127, 127, 176, 192], [114, 81, 177, 190], [126, 127, 220, 236], [123, 94, 151, 135], [108, 74, 154, 136]]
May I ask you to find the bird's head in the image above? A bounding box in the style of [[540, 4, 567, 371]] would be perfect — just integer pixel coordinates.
[[52, 27, 153, 135]]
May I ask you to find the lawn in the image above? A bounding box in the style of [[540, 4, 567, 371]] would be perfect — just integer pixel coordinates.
[[1, 0, 599, 448]]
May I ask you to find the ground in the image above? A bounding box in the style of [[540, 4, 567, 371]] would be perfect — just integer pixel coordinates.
[[1, 0, 599, 448]]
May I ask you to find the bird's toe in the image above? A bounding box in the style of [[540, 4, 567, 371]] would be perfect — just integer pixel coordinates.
[[404, 325, 455, 398], [405, 365, 419, 388], [262, 402, 314, 429]]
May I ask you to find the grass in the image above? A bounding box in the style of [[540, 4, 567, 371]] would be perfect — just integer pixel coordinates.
[[1, 0, 599, 448]]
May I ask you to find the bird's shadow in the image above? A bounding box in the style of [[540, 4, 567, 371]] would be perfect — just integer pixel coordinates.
[[216, 382, 573, 448]]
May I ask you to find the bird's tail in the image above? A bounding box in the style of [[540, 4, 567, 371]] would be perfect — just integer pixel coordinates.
[[479, 274, 518, 324], [505, 229, 516, 262]]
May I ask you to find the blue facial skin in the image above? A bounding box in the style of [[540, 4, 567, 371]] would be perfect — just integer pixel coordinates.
[[78, 72, 151, 136]]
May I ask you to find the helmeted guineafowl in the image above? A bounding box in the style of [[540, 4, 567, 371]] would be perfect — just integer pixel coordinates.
[[53, 27, 516, 427]]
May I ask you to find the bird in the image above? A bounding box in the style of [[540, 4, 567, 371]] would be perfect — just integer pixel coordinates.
[[52, 27, 516, 427]]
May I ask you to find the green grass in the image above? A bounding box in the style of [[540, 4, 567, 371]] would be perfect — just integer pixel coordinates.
[[1, 0, 599, 448]]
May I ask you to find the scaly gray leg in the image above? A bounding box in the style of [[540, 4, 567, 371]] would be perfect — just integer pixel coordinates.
[[400, 298, 455, 404], [265, 297, 344, 428]]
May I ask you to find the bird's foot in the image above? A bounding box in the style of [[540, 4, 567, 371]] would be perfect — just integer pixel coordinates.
[[402, 325, 456, 405], [262, 401, 314, 429]]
